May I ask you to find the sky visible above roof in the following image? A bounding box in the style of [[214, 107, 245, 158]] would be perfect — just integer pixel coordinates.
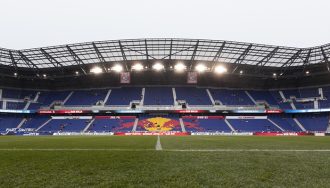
[[1, 0, 329, 49]]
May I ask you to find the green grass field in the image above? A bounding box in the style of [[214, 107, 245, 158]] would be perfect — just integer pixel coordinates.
[[0, 136, 329, 187]]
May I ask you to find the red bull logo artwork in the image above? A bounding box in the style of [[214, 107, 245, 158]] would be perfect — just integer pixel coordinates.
[[117, 117, 201, 132], [137, 117, 181, 131]]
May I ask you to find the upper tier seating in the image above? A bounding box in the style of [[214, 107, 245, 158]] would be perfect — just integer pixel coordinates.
[[270, 91, 292, 109], [0, 86, 328, 109], [248, 90, 278, 106], [2, 89, 37, 100], [39, 119, 88, 132], [106, 87, 142, 106], [299, 88, 320, 98], [144, 87, 174, 105], [65, 89, 108, 106], [36, 91, 71, 107], [28, 103, 42, 110], [6, 102, 26, 110], [183, 118, 232, 132], [210, 89, 254, 105], [176, 87, 212, 105], [228, 119, 281, 132], [282, 89, 300, 99], [293, 102, 314, 109], [320, 86, 330, 108]]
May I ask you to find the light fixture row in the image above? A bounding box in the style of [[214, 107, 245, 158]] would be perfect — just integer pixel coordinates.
[[89, 62, 228, 74]]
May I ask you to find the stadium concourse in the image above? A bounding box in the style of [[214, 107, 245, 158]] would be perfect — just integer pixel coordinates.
[[0, 38, 330, 136]]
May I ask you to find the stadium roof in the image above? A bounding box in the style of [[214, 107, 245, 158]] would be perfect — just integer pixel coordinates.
[[0, 38, 329, 77]]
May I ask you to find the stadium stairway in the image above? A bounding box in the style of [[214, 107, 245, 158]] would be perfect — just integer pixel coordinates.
[[327, 123, 330, 132], [23, 101, 31, 110], [16, 118, 27, 128], [293, 118, 306, 131], [172, 88, 178, 106], [206, 89, 216, 105], [179, 118, 186, 132], [224, 119, 235, 132], [63, 91, 74, 105], [267, 119, 285, 131], [140, 88, 145, 105], [132, 118, 139, 132], [103, 89, 112, 105], [83, 118, 95, 132], [244, 91, 257, 105], [36, 118, 52, 131]]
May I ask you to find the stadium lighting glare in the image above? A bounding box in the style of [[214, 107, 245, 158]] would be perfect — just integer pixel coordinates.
[[132, 63, 144, 71], [111, 64, 123, 73], [90, 66, 103, 74], [152, 63, 164, 71], [214, 65, 228, 74], [195, 64, 207, 72], [174, 63, 186, 72]]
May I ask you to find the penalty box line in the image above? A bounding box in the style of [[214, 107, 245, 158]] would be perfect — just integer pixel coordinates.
[[155, 135, 163, 151]]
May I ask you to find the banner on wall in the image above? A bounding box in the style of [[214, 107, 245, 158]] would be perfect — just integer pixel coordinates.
[[95, 116, 136, 119], [182, 116, 224, 119], [226, 116, 267, 119], [120, 72, 130, 84], [187, 72, 197, 84], [38, 110, 89, 114], [51, 116, 93, 119]]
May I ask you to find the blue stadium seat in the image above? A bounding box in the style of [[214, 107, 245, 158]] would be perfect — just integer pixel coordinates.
[[106, 87, 142, 106], [229, 119, 281, 132], [183, 118, 232, 132], [144, 87, 174, 105], [65, 89, 108, 106], [211, 89, 254, 105], [176, 87, 212, 105], [39, 119, 88, 132], [89, 118, 135, 132]]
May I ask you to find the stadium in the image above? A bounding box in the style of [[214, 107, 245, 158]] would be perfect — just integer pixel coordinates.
[[0, 38, 330, 186], [1, 0, 330, 187]]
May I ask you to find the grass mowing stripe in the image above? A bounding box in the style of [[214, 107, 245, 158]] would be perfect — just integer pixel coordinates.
[[0, 149, 330, 152], [163, 149, 330, 152]]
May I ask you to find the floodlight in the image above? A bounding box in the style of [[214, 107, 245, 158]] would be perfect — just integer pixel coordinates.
[[132, 63, 144, 71], [90, 66, 103, 74], [195, 64, 207, 72], [174, 63, 186, 72], [152, 63, 164, 71], [111, 64, 123, 73], [214, 65, 228, 74]]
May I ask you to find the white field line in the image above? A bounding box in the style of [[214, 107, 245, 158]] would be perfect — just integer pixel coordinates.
[[0, 149, 329, 152], [155, 135, 163, 151]]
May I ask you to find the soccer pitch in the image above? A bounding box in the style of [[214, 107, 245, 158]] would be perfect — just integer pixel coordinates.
[[0, 136, 329, 187]]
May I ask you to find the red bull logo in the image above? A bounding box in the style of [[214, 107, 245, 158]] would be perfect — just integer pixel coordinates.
[[138, 117, 181, 131], [116, 117, 202, 132]]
